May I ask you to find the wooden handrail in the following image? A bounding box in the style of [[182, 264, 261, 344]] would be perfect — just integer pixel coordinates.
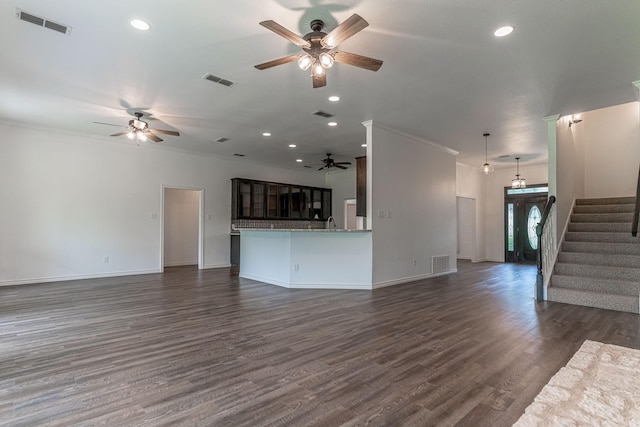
[[535, 195, 556, 301], [632, 164, 640, 237]]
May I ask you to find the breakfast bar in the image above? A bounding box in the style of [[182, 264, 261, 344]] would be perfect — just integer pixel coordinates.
[[239, 229, 373, 289]]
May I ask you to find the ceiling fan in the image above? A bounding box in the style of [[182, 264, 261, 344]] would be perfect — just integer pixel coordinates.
[[318, 153, 352, 170], [255, 14, 383, 88], [96, 112, 180, 143]]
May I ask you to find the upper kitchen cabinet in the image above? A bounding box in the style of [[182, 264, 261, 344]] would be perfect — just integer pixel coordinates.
[[231, 178, 332, 220]]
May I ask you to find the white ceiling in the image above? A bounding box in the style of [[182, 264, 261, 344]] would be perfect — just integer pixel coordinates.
[[2, 0, 640, 172]]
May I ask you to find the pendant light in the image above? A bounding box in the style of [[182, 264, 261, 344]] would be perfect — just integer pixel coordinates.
[[482, 133, 494, 174], [512, 157, 526, 188]]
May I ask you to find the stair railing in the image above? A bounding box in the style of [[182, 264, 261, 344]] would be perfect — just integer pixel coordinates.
[[632, 164, 640, 237], [536, 195, 557, 301]]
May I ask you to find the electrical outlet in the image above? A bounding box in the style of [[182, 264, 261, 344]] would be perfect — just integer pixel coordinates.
[[387, 211, 392, 218], [412, 258, 416, 266], [294, 264, 299, 271], [104, 256, 109, 263]]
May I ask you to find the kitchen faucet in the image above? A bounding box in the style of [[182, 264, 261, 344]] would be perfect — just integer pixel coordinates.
[[326, 216, 336, 229]]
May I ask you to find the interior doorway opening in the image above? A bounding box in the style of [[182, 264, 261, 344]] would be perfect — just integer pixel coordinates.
[[162, 186, 204, 270], [504, 184, 548, 263]]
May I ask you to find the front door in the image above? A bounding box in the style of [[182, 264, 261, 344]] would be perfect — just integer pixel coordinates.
[[505, 186, 548, 263]]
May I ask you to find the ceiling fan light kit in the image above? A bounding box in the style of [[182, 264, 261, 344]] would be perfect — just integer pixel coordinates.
[[105, 112, 180, 144], [255, 14, 383, 88]]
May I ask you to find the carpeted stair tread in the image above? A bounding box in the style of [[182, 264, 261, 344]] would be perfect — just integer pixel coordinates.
[[570, 213, 634, 223], [558, 251, 640, 268], [568, 222, 631, 233], [547, 287, 639, 313], [554, 262, 640, 282], [573, 204, 635, 214], [551, 274, 640, 296], [565, 231, 639, 243], [575, 197, 636, 205], [562, 241, 640, 255]]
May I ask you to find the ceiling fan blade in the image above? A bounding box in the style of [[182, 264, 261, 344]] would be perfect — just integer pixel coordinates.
[[110, 130, 130, 137], [312, 74, 327, 88], [94, 121, 125, 127], [318, 166, 326, 171], [259, 20, 309, 47], [333, 51, 383, 71], [335, 162, 352, 165], [255, 54, 302, 70], [144, 131, 163, 142], [150, 128, 180, 136], [321, 14, 369, 48], [335, 164, 348, 170]]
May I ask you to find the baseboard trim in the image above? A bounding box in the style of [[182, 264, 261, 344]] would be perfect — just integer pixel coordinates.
[[239, 273, 372, 290], [372, 269, 458, 289], [0, 269, 162, 287]]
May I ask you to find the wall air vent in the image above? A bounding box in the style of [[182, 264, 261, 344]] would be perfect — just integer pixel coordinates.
[[432, 255, 450, 274], [203, 74, 236, 87], [16, 9, 72, 35], [215, 137, 230, 143], [313, 110, 334, 118]]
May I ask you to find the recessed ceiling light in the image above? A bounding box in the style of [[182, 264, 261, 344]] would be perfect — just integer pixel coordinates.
[[296, 159, 303, 163], [328, 95, 340, 102], [494, 26, 514, 37], [130, 19, 150, 31], [262, 132, 271, 137], [361, 143, 367, 147], [328, 122, 337, 127], [288, 144, 297, 148]]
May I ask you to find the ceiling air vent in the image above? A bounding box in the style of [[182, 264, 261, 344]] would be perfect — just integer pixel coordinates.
[[203, 74, 236, 87], [16, 9, 72, 35], [215, 137, 230, 143], [313, 110, 334, 118]]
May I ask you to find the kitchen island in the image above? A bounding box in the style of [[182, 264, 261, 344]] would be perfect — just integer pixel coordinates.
[[239, 229, 372, 289]]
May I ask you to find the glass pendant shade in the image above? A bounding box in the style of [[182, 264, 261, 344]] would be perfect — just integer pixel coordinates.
[[298, 54, 313, 71], [319, 52, 334, 68], [483, 163, 494, 174], [127, 131, 135, 140], [312, 62, 325, 76]]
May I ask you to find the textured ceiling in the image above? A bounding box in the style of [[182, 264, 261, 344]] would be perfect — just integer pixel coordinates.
[[2, 0, 640, 172]]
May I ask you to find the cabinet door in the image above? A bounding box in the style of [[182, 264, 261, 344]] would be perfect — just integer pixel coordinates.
[[322, 190, 331, 220], [301, 188, 311, 219], [290, 187, 301, 218], [266, 184, 278, 218], [312, 190, 322, 220], [252, 182, 265, 218], [238, 180, 252, 218], [356, 156, 366, 217], [279, 185, 290, 218]]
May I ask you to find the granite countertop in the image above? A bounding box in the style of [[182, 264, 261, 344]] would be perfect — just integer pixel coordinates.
[[233, 228, 371, 233]]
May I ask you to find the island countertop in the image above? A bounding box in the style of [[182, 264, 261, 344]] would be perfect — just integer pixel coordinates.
[[235, 228, 370, 233]]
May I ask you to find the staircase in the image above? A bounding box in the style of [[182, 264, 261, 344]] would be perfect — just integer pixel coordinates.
[[548, 197, 640, 313]]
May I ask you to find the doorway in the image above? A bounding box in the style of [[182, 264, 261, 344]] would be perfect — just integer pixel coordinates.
[[162, 187, 204, 270], [505, 185, 548, 263], [456, 197, 476, 261]]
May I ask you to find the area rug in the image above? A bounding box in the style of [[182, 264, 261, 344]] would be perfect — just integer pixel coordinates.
[[514, 340, 640, 426]]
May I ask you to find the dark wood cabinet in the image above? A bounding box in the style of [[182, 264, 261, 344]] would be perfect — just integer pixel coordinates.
[[356, 156, 366, 217], [232, 178, 332, 220]]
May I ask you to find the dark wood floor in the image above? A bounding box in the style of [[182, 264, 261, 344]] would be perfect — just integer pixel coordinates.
[[1, 261, 639, 426]]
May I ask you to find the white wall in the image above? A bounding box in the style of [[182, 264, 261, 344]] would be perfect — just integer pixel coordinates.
[[583, 102, 640, 197], [324, 168, 356, 229], [164, 188, 200, 267], [483, 163, 549, 262], [368, 122, 457, 287], [0, 122, 325, 285]]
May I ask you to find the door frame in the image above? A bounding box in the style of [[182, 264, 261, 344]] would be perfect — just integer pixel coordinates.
[[504, 184, 548, 263], [161, 185, 204, 271]]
